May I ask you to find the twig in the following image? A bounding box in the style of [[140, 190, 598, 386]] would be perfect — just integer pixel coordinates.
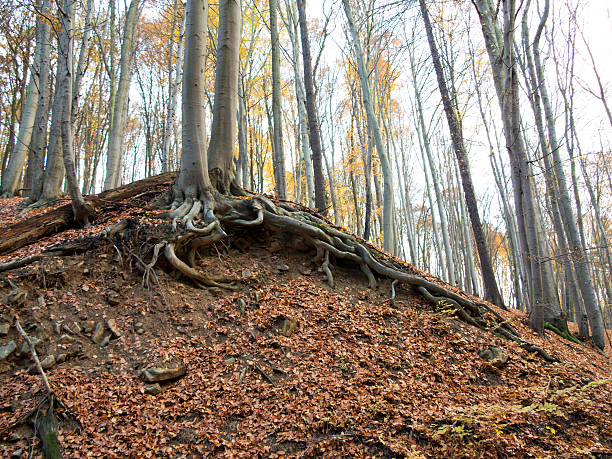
[[15, 318, 51, 394]]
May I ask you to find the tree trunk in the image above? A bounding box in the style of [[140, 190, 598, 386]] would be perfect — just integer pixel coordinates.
[[342, 0, 394, 253], [269, 0, 287, 199], [104, 0, 140, 190], [296, 0, 327, 213], [206, 0, 241, 193], [1, 0, 45, 196], [419, 0, 503, 306], [162, 9, 186, 173], [58, 0, 94, 226]]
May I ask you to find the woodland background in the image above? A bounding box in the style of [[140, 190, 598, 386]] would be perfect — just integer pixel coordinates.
[[0, 0, 611, 331]]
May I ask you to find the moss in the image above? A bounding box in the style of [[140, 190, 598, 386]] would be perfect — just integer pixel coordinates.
[[544, 321, 583, 346]]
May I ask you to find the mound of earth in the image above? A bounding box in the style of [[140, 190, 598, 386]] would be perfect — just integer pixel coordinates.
[[0, 186, 610, 458]]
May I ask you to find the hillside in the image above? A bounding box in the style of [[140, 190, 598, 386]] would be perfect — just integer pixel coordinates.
[[0, 187, 611, 458]]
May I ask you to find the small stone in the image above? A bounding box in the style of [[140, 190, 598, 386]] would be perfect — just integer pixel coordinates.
[[144, 383, 162, 395], [237, 298, 247, 314], [106, 318, 122, 338], [241, 269, 252, 278], [135, 322, 143, 329], [40, 355, 55, 369], [0, 323, 9, 335], [83, 268, 90, 276], [278, 263, 289, 273], [56, 353, 67, 363], [64, 322, 81, 335], [58, 334, 75, 342], [107, 296, 120, 306], [136, 328, 144, 335], [281, 318, 299, 337], [20, 337, 41, 355], [142, 365, 186, 383], [253, 292, 260, 303], [478, 346, 508, 369], [0, 341, 17, 361], [92, 322, 105, 344], [82, 285, 90, 292], [82, 320, 96, 333], [299, 266, 312, 275], [100, 335, 111, 347]]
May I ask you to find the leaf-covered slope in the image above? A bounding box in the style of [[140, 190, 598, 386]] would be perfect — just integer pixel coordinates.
[[0, 199, 610, 458]]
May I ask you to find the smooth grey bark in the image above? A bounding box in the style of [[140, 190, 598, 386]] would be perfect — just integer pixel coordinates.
[[206, 0, 241, 192], [104, 0, 140, 190], [25, 0, 52, 200], [473, 0, 562, 333], [296, 0, 327, 213], [58, 0, 94, 226], [285, 0, 314, 208], [342, 0, 394, 253], [175, 0, 211, 198], [1, 0, 45, 196], [530, 0, 604, 349], [269, 0, 287, 199], [161, 8, 186, 173]]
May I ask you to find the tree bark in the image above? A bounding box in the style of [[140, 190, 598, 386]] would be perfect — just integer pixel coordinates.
[[342, 0, 394, 253], [419, 0, 504, 307], [104, 0, 141, 190], [296, 0, 327, 214]]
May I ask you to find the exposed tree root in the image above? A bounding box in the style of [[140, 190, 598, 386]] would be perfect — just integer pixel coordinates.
[[142, 188, 558, 363]]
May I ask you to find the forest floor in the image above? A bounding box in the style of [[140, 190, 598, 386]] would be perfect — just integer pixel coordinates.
[[0, 190, 611, 458]]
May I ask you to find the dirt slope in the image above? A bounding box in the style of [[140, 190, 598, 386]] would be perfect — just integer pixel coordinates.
[[0, 198, 611, 458]]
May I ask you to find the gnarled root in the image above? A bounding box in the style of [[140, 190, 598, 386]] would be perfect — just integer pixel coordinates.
[[145, 187, 557, 362]]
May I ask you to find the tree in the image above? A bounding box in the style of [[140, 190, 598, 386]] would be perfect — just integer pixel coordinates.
[[104, 0, 141, 190], [296, 0, 327, 213], [419, 0, 504, 308]]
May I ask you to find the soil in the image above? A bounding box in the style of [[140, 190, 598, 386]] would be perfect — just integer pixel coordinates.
[[0, 198, 610, 458]]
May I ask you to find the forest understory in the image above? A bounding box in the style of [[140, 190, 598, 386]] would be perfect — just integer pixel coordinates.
[[0, 177, 610, 458]]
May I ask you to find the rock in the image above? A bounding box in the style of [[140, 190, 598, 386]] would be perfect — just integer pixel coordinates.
[[64, 322, 81, 335], [58, 334, 75, 343], [92, 322, 105, 344], [299, 266, 312, 276], [20, 337, 41, 355], [106, 318, 122, 338], [0, 323, 9, 335], [478, 346, 508, 368], [83, 320, 96, 333], [142, 365, 186, 383], [107, 296, 121, 306], [0, 341, 17, 361], [83, 268, 90, 276], [281, 318, 299, 337], [100, 335, 111, 347], [56, 353, 68, 363], [144, 383, 162, 395], [82, 285, 90, 292], [278, 263, 290, 273], [136, 328, 144, 335], [40, 355, 55, 369], [241, 269, 252, 278], [135, 322, 143, 329], [237, 298, 247, 314]]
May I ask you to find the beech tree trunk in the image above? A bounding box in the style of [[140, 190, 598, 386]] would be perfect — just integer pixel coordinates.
[[269, 0, 287, 199], [419, 0, 504, 307], [296, 0, 327, 213], [104, 0, 140, 190], [1, 0, 45, 196], [342, 0, 394, 253]]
